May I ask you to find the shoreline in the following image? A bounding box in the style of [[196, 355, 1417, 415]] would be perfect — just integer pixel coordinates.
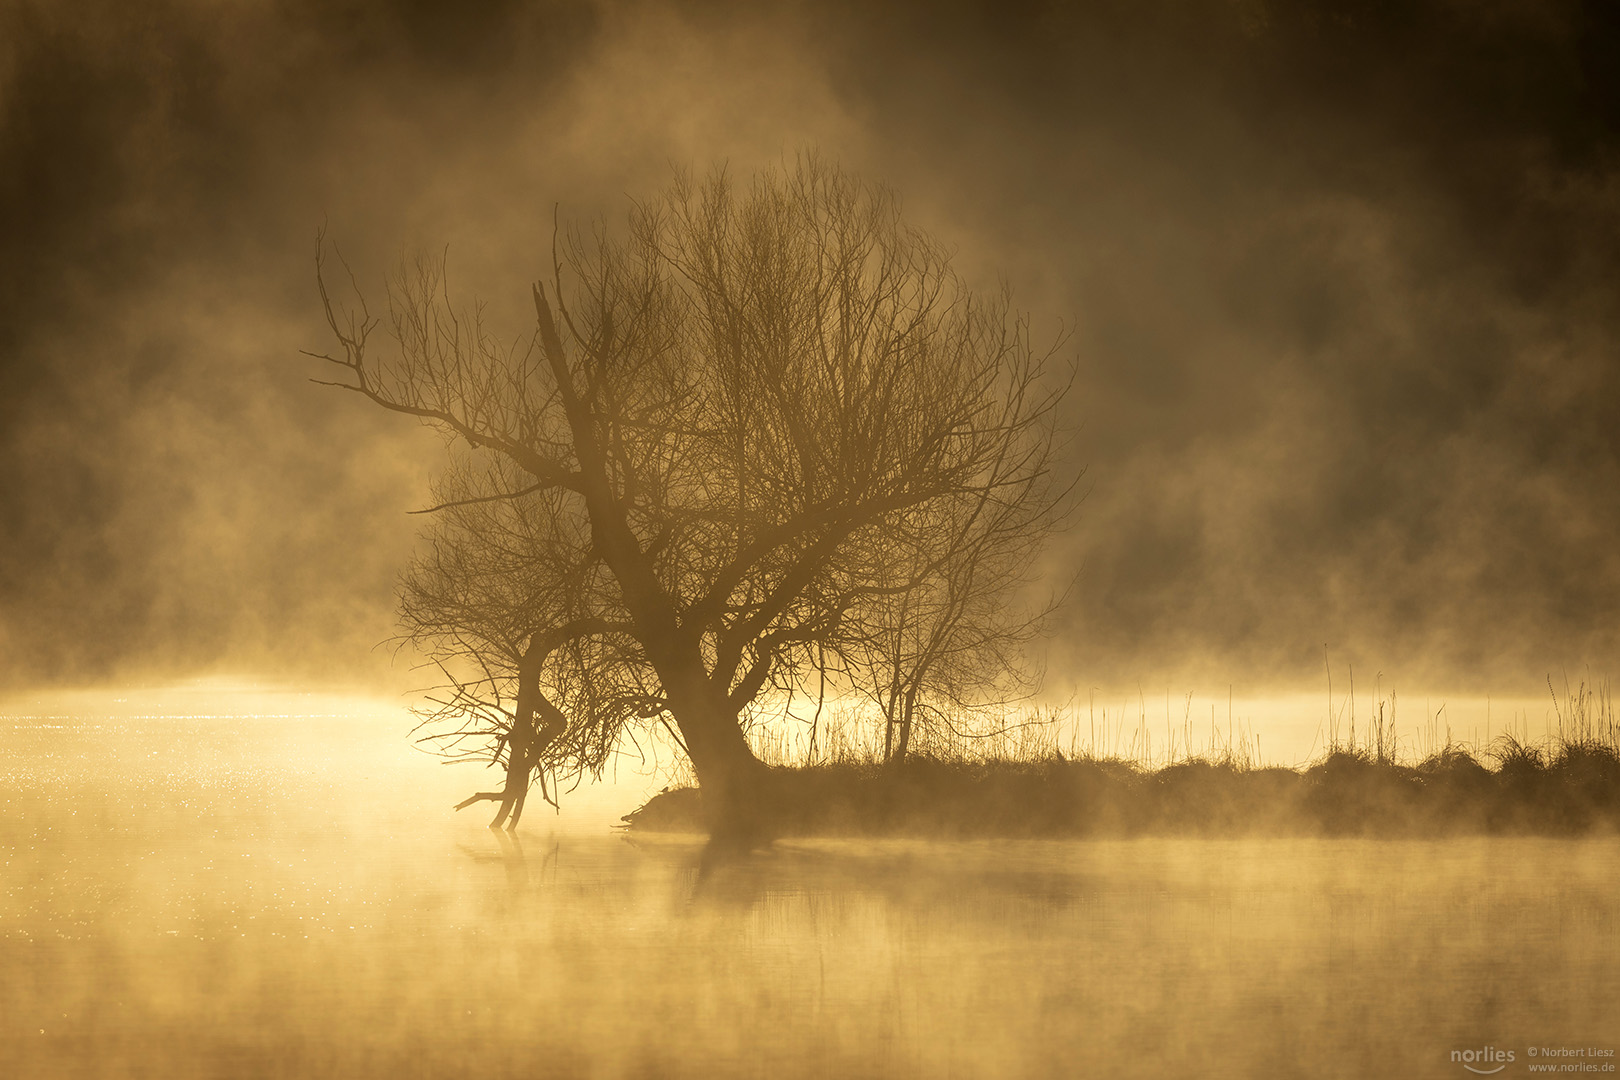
[[622, 743, 1620, 839]]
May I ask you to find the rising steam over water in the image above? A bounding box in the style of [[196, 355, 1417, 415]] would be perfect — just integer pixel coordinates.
[[2, 693, 1616, 1077], [4, 4, 1619, 1071]]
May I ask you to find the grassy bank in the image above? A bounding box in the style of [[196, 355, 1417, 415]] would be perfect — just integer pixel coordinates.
[[623, 735, 1620, 839]]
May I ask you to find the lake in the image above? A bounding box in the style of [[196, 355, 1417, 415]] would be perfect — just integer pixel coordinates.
[[3, 694, 1616, 1077]]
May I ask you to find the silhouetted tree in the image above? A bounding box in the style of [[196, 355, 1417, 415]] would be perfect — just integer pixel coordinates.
[[309, 157, 1073, 844], [861, 456, 1070, 764]]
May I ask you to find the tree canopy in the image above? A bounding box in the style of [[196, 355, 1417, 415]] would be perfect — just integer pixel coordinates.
[[310, 157, 1075, 843]]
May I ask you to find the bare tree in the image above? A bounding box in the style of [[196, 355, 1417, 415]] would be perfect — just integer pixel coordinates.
[[308, 156, 1074, 846], [862, 443, 1073, 764]]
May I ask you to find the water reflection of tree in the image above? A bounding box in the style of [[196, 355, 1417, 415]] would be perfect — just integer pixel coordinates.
[[459, 830, 561, 892]]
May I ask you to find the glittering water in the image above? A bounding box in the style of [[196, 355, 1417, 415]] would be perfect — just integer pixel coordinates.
[[3, 700, 1616, 1078]]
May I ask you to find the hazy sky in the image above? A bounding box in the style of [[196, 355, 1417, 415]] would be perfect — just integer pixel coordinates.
[[3, 0, 1618, 698]]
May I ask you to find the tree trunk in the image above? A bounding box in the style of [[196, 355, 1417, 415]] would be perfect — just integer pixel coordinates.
[[507, 697, 567, 830], [655, 653, 770, 850], [488, 734, 531, 831], [534, 285, 769, 845], [490, 643, 567, 832], [893, 687, 918, 763], [488, 654, 542, 831]]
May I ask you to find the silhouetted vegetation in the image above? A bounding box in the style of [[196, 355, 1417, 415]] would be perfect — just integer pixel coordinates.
[[310, 156, 1073, 844], [626, 742, 1620, 839], [626, 682, 1620, 839]]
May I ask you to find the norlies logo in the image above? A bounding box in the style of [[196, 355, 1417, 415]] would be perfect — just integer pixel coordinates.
[[1453, 1046, 1517, 1075]]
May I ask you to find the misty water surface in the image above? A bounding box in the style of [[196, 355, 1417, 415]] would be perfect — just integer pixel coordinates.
[[3, 701, 1616, 1078]]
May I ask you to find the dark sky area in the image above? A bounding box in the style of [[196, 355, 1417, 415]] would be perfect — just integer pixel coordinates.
[[2, 0, 1618, 698]]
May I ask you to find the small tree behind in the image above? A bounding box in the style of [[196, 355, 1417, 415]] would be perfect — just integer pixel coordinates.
[[863, 455, 1071, 764], [310, 156, 1075, 842]]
